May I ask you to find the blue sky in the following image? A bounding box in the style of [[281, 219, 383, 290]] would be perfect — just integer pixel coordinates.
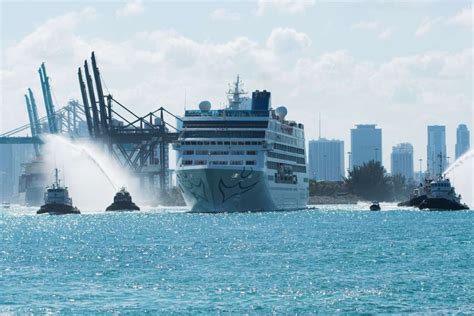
[[1, 0, 472, 171]]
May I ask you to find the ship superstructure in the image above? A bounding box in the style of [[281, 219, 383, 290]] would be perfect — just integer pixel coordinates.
[[174, 76, 309, 212]]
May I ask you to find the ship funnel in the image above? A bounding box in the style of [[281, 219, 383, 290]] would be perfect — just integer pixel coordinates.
[[251, 90, 271, 111]]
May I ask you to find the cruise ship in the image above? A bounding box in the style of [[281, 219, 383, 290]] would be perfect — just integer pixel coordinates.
[[174, 76, 309, 212]]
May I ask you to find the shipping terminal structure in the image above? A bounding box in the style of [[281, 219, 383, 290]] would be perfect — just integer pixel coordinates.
[[174, 77, 309, 212]]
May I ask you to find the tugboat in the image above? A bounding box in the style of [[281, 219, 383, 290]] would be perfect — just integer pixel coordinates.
[[37, 168, 80, 215], [369, 201, 381, 211], [418, 176, 469, 211], [106, 187, 140, 212]]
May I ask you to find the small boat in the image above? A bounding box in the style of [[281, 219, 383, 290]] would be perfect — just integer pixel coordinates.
[[37, 168, 80, 215], [106, 187, 140, 212], [418, 176, 469, 211], [370, 201, 381, 211], [2, 202, 10, 209]]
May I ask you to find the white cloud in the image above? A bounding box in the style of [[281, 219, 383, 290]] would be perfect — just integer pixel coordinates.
[[351, 20, 380, 30], [116, 0, 145, 18], [266, 28, 312, 54], [5, 7, 96, 65], [1, 8, 472, 172], [415, 17, 442, 37], [256, 0, 315, 16], [378, 27, 393, 40], [210, 8, 240, 21], [352, 20, 393, 40], [447, 6, 473, 28]]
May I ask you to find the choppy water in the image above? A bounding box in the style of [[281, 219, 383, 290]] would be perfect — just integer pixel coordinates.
[[1, 204, 473, 313]]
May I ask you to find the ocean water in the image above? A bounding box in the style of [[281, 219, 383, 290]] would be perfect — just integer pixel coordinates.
[[1, 205, 473, 314]]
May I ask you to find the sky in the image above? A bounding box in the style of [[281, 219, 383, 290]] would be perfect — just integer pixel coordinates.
[[0, 0, 472, 173]]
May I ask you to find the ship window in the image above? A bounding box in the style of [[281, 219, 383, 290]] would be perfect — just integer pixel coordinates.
[[190, 141, 197, 145], [231, 151, 244, 155], [217, 141, 223, 145], [196, 150, 209, 155], [273, 143, 305, 155], [197, 141, 203, 145], [230, 161, 243, 165], [210, 151, 229, 155], [251, 141, 258, 145], [210, 161, 228, 165], [238, 142, 244, 145], [182, 131, 266, 139], [245, 141, 251, 145], [210, 141, 216, 145], [203, 141, 210, 145], [231, 141, 238, 145], [183, 150, 194, 155], [246, 151, 257, 155], [182, 160, 193, 166], [245, 160, 256, 165], [224, 141, 230, 145], [194, 160, 207, 165], [267, 161, 306, 173], [268, 151, 305, 164]]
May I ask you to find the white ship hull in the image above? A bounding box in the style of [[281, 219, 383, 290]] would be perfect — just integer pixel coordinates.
[[177, 167, 307, 212]]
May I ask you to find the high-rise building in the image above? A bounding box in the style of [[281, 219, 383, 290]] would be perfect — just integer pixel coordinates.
[[455, 124, 470, 160], [308, 138, 344, 181], [350, 124, 382, 169], [427, 125, 446, 176], [391, 143, 414, 182]]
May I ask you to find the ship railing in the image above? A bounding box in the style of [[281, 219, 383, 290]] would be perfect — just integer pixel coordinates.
[[185, 110, 270, 118]]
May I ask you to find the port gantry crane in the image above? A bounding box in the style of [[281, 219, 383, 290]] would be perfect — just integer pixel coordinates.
[[77, 51, 181, 193], [0, 53, 181, 194]]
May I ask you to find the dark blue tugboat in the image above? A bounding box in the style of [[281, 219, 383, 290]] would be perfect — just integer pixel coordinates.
[[37, 168, 80, 215], [106, 187, 140, 212], [418, 176, 469, 211]]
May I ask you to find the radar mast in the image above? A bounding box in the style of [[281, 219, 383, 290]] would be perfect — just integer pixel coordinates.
[[227, 75, 247, 110]]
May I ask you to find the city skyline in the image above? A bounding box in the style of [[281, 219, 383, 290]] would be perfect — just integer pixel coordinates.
[[307, 124, 470, 179], [0, 1, 472, 173]]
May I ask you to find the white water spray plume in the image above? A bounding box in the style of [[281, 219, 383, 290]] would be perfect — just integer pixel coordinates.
[[41, 135, 143, 212], [444, 149, 473, 208]]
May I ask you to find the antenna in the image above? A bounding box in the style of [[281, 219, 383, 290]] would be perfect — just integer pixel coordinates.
[[184, 88, 187, 111], [55, 168, 59, 187]]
